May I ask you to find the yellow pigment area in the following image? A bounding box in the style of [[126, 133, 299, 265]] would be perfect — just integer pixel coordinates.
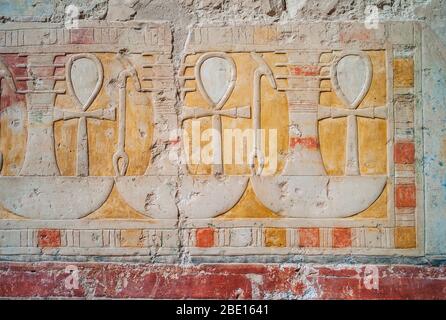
[[182, 52, 289, 176], [320, 50, 388, 220], [0, 104, 26, 177], [183, 52, 287, 218], [54, 53, 153, 177], [0, 95, 27, 219], [85, 186, 148, 220], [395, 226, 416, 248], [219, 182, 279, 219], [393, 58, 414, 88], [264, 228, 287, 247], [53, 53, 153, 219], [0, 50, 389, 221], [120, 229, 146, 247]]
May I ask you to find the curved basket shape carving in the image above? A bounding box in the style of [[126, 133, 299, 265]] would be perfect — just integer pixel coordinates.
[[115, 176, 178, 219], [178, 52, 250, 219], [112, 63, 179, 220], [179, 176, 249, 219], [250, 50, 387, 218], [0, 177, 114, 220], [115, 175, 250, 220], [251, 176, 387, 218], [0, 53, 116, 219]]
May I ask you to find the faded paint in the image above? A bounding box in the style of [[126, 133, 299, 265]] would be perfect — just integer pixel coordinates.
[[1, 262, 446, 299], [120, 229, 146, 247], [320, 51, 387, 219], [423, 26, 446, 255], [395, 227, 417, 249], [0, 0, 444, 301], [264, 228, 287, 247], [183, 52, 289, 176], [0, 0, 54, 19], [394, 58, 415, 88]]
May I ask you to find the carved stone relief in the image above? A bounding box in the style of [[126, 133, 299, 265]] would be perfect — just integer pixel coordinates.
[[0, 21, 422, 258]]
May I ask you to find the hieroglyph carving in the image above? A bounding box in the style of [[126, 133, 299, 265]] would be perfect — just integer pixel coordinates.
[[180, 48, 387, 218], [0, 21, 177, 220], [252, 50, 388, 218], [58, 53, 115, 177], [178, 52, 252, 218], [0, 22, 423, 257], [181, 53, 250, 174]]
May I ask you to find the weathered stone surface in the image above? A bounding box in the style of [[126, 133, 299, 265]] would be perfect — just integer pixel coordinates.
[[107, 0, 138, 21], [1, 262, 446, 299], [0, 19, 426, 256], [0, 0, 445, 300]]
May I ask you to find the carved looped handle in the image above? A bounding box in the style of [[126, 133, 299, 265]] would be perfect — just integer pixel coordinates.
[[249, 53, 275, 177], [113, 150, 129, 177], [113, 66, 140, 178]]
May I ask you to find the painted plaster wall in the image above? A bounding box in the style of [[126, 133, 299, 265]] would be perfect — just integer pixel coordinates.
[[422, 14, 446, 256], [0, 0, 445, 301], [0, 0, 444, 265]]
